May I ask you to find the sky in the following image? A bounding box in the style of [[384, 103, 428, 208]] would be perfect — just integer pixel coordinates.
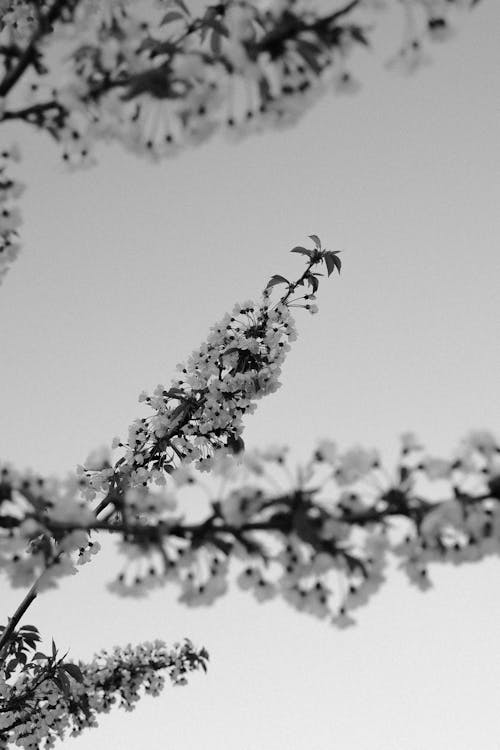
[[1, 1, 500, 748]]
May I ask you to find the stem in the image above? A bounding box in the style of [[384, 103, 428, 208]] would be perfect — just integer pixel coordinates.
[[0, 571, 45, 663]]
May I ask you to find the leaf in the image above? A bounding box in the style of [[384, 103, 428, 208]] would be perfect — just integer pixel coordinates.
[[19, 625, 39, 634], [309, 234, 321, 249], [304, 272, 319, 293], [56, 669, 72, 698], [52, 638, 57, 659], [33, 652, 48, 660], [291, 246, 314, 258], [62, 663, 85, 683], [6, 658, 18, 674], [160, 10, 185, 25], [265, 274, 289, 290], [324, 251, 342, 276]]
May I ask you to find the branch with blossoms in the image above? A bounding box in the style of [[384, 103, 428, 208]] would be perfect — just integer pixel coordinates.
[[0, 242, 335, 747], [0, 0, 482, 282], [0, 239, 338, 592], [0, 633, 208, 750], [0, 0, 480, 163], [2, 419, 499, 628]]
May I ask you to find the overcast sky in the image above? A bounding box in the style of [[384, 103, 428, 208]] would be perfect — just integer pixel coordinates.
[[1, 2, 499, 748]]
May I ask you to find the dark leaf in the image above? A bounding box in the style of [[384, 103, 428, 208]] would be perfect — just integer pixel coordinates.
[[309, 234, 321, 249], [56, 669, 72, 698], [19, 625, 39, 634], [160, 11, 185, 25], [6, 658, 18, 674], [52, 638, 57, 659], [33, 652, 48, 660], [265, 274, 289, 290], [324, 251, 341, 275], [304, 272, 319, 293], [62, 663, 85, 683], [291, 246, 314, 258]]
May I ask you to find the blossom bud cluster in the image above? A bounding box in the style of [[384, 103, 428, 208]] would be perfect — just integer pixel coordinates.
[[0, 144, 23, 285], [0, 637, 208, 749]]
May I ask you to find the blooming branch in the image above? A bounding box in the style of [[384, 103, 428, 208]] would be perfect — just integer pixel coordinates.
[[0, 0, 480, 165], [0, 633, 208, 749], [0, 239, 336, 591]]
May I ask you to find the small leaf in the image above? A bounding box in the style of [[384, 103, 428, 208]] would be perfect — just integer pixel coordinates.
[[309, 234, 321, 249], [160, 10, 185, 25], [304, 272, 319, 293], [56, 669, 72, 698], [52, 638, 57, 659], [265, 274, 289, 290], [62, 663, 85, 683], [6, 658, 18, 674], [19, 625, 39, 634], [324, 251, 342, 276], [291, 246, 314, 258]]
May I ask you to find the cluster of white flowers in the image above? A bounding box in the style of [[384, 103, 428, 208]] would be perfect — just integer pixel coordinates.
[[0, 144, 23, 284], [0, 0, 477, 166], [0, 459, 101, 590], [0, 637, 208, 750], [114, 295, 298, 484], [100, 429, 500, 626]]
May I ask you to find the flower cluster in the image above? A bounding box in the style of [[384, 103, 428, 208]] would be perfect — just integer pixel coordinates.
[[0, 243, 335, 591], [78, 429, 500, 627], [0, 632, 208, 750], [0, 144, 23, 284], [0, 0, 479, 166], [0, 459, 100, 590]]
